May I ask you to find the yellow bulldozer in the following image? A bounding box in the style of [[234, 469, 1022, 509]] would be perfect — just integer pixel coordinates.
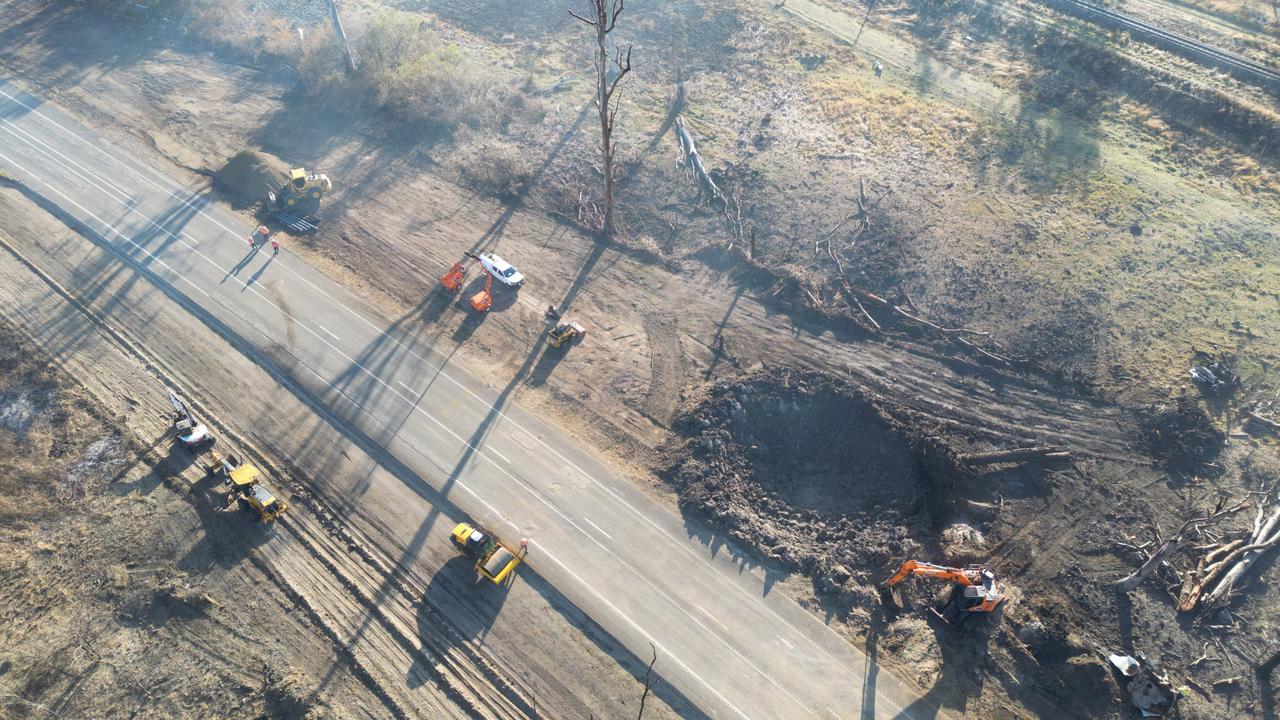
[[203, 451, 288, 523]]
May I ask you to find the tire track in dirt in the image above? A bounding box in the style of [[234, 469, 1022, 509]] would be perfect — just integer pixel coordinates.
[[0, 228, 542, 720], [642, 311, 687, 425]]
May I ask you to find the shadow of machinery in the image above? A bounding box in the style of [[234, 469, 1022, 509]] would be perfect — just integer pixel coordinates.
[[869, 603, 997, 720], [524, 338, 572, 388], [172, 461, 274, 576], [407, 555, 512, 688]]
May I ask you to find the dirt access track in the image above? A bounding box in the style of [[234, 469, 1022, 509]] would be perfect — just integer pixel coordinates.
[[3, 0, 1280, 718]]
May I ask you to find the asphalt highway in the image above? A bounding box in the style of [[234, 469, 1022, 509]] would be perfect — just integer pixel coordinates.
[[0, 76, 942, 720]]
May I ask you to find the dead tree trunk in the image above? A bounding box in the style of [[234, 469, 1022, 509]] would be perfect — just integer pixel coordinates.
[[674, 115, 724, 203], [958, 446, 1070, 466], [636, 642, 657, 719], [571, 0, 632, 236], [1116, 496, 1251, 594], [1198, 503, 1280, 608], [325, 0, 357, 73], [1116, 537, 1189, 593]]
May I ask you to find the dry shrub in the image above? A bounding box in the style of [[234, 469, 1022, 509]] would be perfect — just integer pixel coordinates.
[[297, 31, 353, 105], [357, 13, 500, 129], [82, 0, 296, 59], [297, 11, 530, 131], [453, 136, 535, 201]]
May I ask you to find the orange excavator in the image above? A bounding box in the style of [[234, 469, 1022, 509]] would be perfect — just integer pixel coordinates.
[[440, 253, 491, 312], [880, 560, 1006, 626]]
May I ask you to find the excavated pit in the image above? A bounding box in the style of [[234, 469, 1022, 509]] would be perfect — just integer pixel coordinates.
[[666, 369, 964, 610]]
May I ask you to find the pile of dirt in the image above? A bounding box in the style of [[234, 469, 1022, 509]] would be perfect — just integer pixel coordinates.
[[1137, 396, 1224, 474], [665, 368, 966, 615], [212, 150, 287, 207]]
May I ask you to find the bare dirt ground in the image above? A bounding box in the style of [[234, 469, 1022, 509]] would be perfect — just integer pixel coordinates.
[[4, 0, 1280, 718], [0, 177, 689, 720], [0, 318, 385, 719]]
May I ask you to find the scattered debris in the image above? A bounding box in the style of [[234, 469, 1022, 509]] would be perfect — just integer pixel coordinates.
[[1189, 361, 1240, 396], [1179, 497, 1280, 611], [1108, 653, 1177, 717]]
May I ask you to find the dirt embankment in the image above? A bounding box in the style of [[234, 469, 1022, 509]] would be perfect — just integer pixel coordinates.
[[0, 320, 377, 719], [212, 149, 287, 208], [664, 369, 968, 615], [660, 364, 1276, 720]]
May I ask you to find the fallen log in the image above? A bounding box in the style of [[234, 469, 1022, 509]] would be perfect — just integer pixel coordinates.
[[1198, 503, 1280, 608], [674, 116, 724, 203], [958, 446, 1070, 466], [1246, 410, 1280, 434], [1116, 496, 1252, 594]]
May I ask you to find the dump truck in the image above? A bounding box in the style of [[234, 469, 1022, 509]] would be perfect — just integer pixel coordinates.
[[203, 451, 288, 523], [450, 523, 521, 584]]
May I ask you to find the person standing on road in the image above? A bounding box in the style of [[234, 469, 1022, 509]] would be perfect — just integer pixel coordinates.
[[247, 225, 278, 254]]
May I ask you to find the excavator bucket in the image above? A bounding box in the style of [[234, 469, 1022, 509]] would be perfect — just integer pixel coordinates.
[[879, 585, 905, 611]]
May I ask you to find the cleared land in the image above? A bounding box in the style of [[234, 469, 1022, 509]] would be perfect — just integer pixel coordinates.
[[2, 0, 1280, 718]]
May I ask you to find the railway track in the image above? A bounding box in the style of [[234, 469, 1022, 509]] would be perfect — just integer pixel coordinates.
[[1043, 0, 1280, 91]]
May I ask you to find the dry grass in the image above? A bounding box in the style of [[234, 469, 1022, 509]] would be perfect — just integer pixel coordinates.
[[298, 11, 532, 131], [806, 69, 988, 162]]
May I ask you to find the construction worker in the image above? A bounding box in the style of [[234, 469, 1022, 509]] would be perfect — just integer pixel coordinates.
[[248, 225, 269, 248], [247, 225, 279, 254]]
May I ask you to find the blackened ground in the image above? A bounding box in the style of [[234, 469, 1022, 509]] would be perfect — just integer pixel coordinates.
[[1136, 396, 1225, 475], [665, 368, 972, 618]]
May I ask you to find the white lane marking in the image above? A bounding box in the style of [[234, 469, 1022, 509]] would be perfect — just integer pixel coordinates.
[[396, 380, 416, 393], [535, 543, 754, 720], [317, 324, 339, 341], [0, 145, 811, 719], [2, 85, 839, 668], [0, 88, 892, 715], [696, 604, 733, 635], [487, 445, 511, 464], [181, 276, 211, 297], [582, 516, 613, 541], [0, 118, 134, 201]]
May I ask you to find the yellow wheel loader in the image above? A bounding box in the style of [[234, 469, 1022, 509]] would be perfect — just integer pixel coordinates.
[[203, 451, 288, 523]]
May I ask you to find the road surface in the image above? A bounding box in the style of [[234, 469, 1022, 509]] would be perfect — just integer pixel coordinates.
[[0, 76, 943, 720]]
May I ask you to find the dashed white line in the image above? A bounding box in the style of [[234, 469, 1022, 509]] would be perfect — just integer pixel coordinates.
[[0, 82, 923, 718], [582, 516, 614, 541], [396, 379, 416, 393], [696, 605, 733, 635], [487, 445, 511, 464], [181, 276, 210, 297], [0, 83, 849, 672], [0, 137, 821, 720]]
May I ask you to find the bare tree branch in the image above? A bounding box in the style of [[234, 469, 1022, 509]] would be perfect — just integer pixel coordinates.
[[570, 0, 632, 235], [637, 641, 657, 719]]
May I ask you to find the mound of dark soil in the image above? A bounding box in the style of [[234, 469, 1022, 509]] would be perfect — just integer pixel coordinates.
[[665, 368, 965, 612], [212, 150, 287, 207], [1137, 397, 1224, 474]]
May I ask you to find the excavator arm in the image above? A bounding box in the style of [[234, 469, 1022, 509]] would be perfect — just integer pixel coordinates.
[[883, 560, 979, 587]]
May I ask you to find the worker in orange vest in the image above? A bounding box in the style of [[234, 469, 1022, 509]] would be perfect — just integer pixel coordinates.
[[247, 225, 278, 254]]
